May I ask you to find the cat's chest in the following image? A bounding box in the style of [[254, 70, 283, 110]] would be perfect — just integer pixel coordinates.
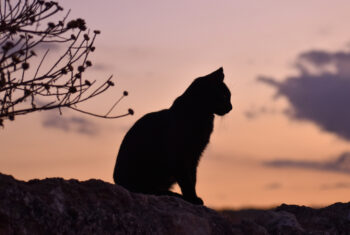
[[166, 116, 213, 150]]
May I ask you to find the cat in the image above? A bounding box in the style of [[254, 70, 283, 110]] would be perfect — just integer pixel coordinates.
[[113, 67, 232, 205]]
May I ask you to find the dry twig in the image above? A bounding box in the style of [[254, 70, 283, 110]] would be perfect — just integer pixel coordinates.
[[0, 0, 133, 127]]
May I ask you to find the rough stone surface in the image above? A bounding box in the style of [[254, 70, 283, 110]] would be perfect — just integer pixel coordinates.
[[0, 173, 232, 235], [221, 202, 350, 234], [1, 172, 350, 234]]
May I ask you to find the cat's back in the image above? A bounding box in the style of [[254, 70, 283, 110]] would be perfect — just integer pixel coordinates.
[[123, 109, 170, 142], [115, 109, 171, 164], [114, 109, 172, 186]]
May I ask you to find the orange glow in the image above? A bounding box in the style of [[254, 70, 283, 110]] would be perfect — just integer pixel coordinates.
[[2, 0, 350, 208]]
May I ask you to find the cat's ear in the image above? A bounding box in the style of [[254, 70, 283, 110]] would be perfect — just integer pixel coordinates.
[[207, 67, 224, 82]]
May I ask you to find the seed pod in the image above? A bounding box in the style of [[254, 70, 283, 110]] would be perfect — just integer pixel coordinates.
[[22, 62, 29, 70]]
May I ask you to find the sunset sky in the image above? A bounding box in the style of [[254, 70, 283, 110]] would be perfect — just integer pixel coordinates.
[[2, 0, 350, 209]]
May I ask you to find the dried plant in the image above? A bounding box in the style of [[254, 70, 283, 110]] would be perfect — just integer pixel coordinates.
[[0, 0, 133, 127]]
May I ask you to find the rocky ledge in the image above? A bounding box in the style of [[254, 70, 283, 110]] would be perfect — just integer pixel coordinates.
[[0, 173, 349, 234], [222, 202, 350, 234]]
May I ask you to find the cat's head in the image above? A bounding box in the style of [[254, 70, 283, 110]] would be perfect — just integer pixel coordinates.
[[183, 67, 232, 116]]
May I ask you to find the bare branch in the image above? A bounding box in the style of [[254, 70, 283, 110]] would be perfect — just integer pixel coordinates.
[[0, 0, 133, 126]]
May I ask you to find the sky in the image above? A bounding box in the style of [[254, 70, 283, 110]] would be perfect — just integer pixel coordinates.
[[2, 0, 350, 209]]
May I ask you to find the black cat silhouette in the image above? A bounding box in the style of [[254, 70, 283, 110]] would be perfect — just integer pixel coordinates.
[[113, 67, 232, 205]]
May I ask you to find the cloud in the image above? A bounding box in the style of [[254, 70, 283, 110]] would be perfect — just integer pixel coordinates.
[[263, 152, 350, 175], [320, 182, 350, 190], [264, 182, 282, 190], [42, 112, 100, 136], [90, 63, 113, 71], [244, 106, 277, 119], [35, 42, 61, 52], [258, 49, 350, 141], [0, 40, 61, 55]]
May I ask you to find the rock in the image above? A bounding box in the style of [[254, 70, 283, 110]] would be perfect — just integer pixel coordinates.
[[221, 209, 304, 234], [221, 202, 350, 234], [0, 173, 233, 235], [254, 210, 304, 234], [276, 203, 350, 234], [240, 219, 268, 235], [1, 172, 350, 234]]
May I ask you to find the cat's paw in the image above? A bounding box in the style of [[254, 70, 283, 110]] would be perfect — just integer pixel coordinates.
[[193, 197, 204, 205], [186, 196, 203, 205]]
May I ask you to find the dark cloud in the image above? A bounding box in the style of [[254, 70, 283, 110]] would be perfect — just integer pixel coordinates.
[[258, 49, 350, 141], [263, 152, 350, 175], [320, 182, 350, 190], [35, 42, 61, 52], [42, 112, 100, 136], [264, 182, 282, 190], [0, 40, 61, 55]]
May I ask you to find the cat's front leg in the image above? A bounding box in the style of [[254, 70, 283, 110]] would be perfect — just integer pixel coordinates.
[[175, 165, 203, 205]]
